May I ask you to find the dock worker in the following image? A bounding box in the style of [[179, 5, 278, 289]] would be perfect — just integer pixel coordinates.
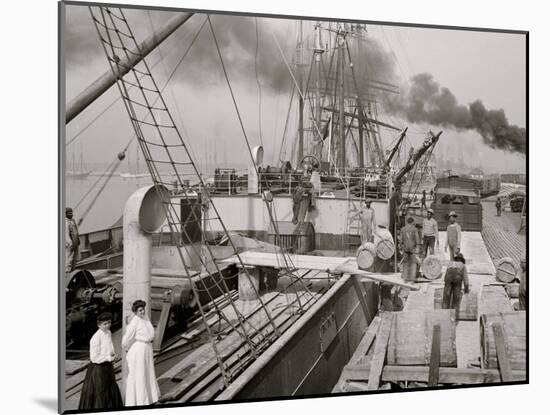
[[65, 207, 80, 272], [518, 257, 527, 310], [400, 216, 420, 281], [349, 199, 377, 243], [495, 197, 502, 217], [442, 252, 470, 318], [444, 211, 461, 261], [422, 208, 439, 257], [292, 179, 314, 225]]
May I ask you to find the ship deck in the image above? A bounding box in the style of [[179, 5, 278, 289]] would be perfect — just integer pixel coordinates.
[[64, 270, 335, 409]]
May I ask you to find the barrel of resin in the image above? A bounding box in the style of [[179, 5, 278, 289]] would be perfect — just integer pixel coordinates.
[[386, 309, 457, 367], [356, 242, 377, 270], [374, 228, 395, 260], [495, 257, 519, 283], [480, 311, 526, 370], [421, 254, 442, 280]]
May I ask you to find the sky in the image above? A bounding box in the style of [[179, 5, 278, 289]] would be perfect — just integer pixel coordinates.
[[63, 4, 526, 174]]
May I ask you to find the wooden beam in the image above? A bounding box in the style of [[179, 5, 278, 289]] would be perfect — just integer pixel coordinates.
[[322, 106, 401, 131], [342, 364, 526, 384], [220, 251, 419, 290], [153, 302, 172, 352], [367, 312, 393, 390], [428, 324, 441, 386], [352, 275, 372, 322], [493, 322, 514, 382]]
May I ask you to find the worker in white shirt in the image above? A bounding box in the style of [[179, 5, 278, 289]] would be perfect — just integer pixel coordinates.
[[444, 211, 462, 261], [349, 199, 377, 243], [422, 208, 439, 257]]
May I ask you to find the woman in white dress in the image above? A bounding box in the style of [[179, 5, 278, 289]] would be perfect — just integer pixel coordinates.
[[122, 299, 160, 406]]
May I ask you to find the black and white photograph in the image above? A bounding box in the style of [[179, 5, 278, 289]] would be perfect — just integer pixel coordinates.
[[59, 0, 527, 412]]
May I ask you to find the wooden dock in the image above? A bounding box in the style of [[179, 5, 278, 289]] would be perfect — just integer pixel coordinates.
[[481, 201, 526, 265], [333, 231, 526, 392]]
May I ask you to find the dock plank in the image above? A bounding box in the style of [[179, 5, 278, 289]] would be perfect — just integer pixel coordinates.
[[342, 364, 526, 384], [367, 313, 393, 390]]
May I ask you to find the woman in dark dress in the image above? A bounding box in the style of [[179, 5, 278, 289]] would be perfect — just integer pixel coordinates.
[[78, 312, 123, 410]]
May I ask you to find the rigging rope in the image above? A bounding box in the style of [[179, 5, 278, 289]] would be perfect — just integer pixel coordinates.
[[208, 15, 301, 285], [74, 17, 209, 224]]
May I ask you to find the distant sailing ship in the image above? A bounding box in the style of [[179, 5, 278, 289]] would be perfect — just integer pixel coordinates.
[[120, 141, 149, 178], [66, 147, 91, 179]]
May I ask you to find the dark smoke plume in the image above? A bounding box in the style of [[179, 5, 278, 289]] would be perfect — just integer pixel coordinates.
[[388, 73, 526, 154]]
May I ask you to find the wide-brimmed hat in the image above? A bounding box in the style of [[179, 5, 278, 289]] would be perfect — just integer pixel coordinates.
[[448, 211, 458, 218]]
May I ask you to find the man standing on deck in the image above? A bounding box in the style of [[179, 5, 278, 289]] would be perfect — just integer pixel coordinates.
[[422, 208, 439, 257], [65, 207, 80, 272], [444, 211, 461, 261], [442, 252, 470, 318], [349, 199, 377, 243], [496, 197, 502, 216], [400, 216, 420, 281], [292, 179, 314, 225]]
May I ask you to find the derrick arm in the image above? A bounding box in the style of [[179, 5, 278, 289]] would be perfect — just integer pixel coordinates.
[[385, 127, 408, 169], [393, 130, 442, 187]]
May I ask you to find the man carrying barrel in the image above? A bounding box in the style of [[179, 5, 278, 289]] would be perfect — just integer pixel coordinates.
[[442, 252, 470, 318], [422, 208, 439, 257], [400, 216, 420, 281]]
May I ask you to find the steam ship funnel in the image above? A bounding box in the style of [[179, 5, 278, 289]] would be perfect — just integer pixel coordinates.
[[248, 145, 264, 194], [122, 185, 168, 321]]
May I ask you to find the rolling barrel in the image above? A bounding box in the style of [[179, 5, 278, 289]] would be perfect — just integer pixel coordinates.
[[495, 257, 519, 283], [356, 242, 377, 270], [387, 309, 457, 367], [480, 311, 526, 370], [421, 255, 442, 280], [374, 228, 395, 260]]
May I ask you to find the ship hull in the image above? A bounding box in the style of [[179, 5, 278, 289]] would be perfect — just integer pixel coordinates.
[[216, 274, 379, 400]]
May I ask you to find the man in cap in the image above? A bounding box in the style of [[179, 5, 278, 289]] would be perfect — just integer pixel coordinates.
[[349, 199, 377, 243], [442, 252, 470, 318], [65, 207, 80, 272], [421, 208, 439, 257], [444, 211, 461, 261], [400, 216, 421, 281]]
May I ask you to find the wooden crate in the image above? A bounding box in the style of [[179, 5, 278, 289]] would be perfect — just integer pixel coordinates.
[[387, 310, 457, 367]]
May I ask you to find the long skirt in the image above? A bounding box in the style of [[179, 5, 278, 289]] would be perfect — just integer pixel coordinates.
[[125, 341, 160, 406], [79, 362, 123, 410]]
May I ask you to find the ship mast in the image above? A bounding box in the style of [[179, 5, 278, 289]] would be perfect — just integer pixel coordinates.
[[297, 21, 305, 164], [338, 28, 346, 169], [355, 24, 365, 168], [313, 22, 323, 160]]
